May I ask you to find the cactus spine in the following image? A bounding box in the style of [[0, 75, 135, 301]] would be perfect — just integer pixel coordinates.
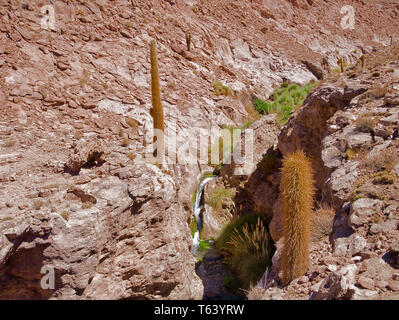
[[280, 150, 315, 285], [150, 40, 164, 160], [185, 32, 191, 51], [361, 54, 365, 69]]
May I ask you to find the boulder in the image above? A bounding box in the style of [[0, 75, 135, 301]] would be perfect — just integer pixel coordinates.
[[348, 198, 383, 227]]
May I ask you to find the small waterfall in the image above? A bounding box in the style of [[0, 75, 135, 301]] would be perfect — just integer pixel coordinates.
[[192, 176, 216, 254]]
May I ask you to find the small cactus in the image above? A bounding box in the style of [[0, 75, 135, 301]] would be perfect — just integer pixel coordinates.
[[339, 57, 344, 73], [185, 31, 191, 51], [150, 40, 165, 160], [280, 150, 315, 285]]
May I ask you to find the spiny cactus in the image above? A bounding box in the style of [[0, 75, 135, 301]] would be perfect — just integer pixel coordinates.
[[338, 57, 344, 73], [280, 150, 315, 285], [150, 39, 165, 159], [185, 31, 191, 51]]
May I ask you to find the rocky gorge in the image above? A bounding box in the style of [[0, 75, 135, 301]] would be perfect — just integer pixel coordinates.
[[1, 0, 399, 300]]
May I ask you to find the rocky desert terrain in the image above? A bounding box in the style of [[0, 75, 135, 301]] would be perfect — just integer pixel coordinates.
[[0, 0, 399, 300]]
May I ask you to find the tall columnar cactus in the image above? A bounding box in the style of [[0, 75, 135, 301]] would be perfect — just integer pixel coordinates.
[[280, 150, 315, 285], [339, 58, 344, 73], [150, 39, 165, 159], [185, 32, 191, 51], [361, 54, 365, 69]]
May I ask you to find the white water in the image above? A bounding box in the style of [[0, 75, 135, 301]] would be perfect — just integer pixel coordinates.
[[192, 176, 216, 254]]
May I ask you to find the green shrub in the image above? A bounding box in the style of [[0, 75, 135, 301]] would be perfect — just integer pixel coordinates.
[[211, 80, 231, 96], [252, 82, 316, 124], [253, 99, 271, 114], [220, 215, 274, 289], [198, 239, 211, 252], [207, 187, 234, 211], [216, 212, 271, 250]]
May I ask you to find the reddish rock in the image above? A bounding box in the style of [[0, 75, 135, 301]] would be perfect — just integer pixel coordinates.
[[357, 276, 375, 290]]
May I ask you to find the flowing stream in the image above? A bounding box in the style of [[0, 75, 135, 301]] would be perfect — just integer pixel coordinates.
[[192, 176, 216, 254]]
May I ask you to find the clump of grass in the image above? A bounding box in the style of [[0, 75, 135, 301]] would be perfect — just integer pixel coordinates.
[[207, 187, 234, 211], [126, 152, 136, 160], [125, 117, 138, 131], [198, 239, 211, 252], [224, 217, 274, 289], [253, 82, 316, 124], [350, 190, 365, 203], [216, 212, 271, 251], [61, 211, 69, 221], [121, 137, 130, 147], [345, 148, 356, 160], [245, 284, 266, 300], [364, 149, 397, 173], [373, 171, 396, 184], [189, 215, 197, 237], [311, 205, 335, 242], [211, 80, 231, 96], [82, 202, 93, 209], [354, 115, 379, 133]]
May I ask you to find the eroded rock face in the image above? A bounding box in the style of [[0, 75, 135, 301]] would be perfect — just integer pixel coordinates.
[[0, 161, 203, 299]]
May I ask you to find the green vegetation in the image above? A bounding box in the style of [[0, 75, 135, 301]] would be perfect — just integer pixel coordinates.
[[216, 213, 274, 290], [189, 215, 197, 237], [207, 187, 234, 211], [216, 212, 271, 250], [211, 80, 231, 96], [198, 239, 211, 252], [373, 171, 396, 185], [253, 82, 316, 124]]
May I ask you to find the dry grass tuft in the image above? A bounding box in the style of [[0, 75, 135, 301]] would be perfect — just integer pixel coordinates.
[[226, 217, 273, 289], [363, 148, 397, 173], [245, 284, 266, 300], [354, 115, 379, 133], [311, 205, 335, 242]]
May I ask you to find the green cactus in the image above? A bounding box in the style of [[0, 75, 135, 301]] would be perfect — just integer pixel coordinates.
[[150, 40, 165, 159], [280, 150, 315, 285]]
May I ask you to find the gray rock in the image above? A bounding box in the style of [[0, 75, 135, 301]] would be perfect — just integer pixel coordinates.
[[349, 198, 383, 227], [314, 264, 358, 300]]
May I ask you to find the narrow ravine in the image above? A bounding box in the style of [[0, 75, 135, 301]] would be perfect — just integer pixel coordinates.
[[192, 175, 216, 255], [191, 175, 243, 300]]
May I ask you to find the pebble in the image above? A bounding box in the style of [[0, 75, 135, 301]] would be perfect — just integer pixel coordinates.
[[375, 280, 388, 289], [357, 276, 375, 290], [388, 280, 399, 291]]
